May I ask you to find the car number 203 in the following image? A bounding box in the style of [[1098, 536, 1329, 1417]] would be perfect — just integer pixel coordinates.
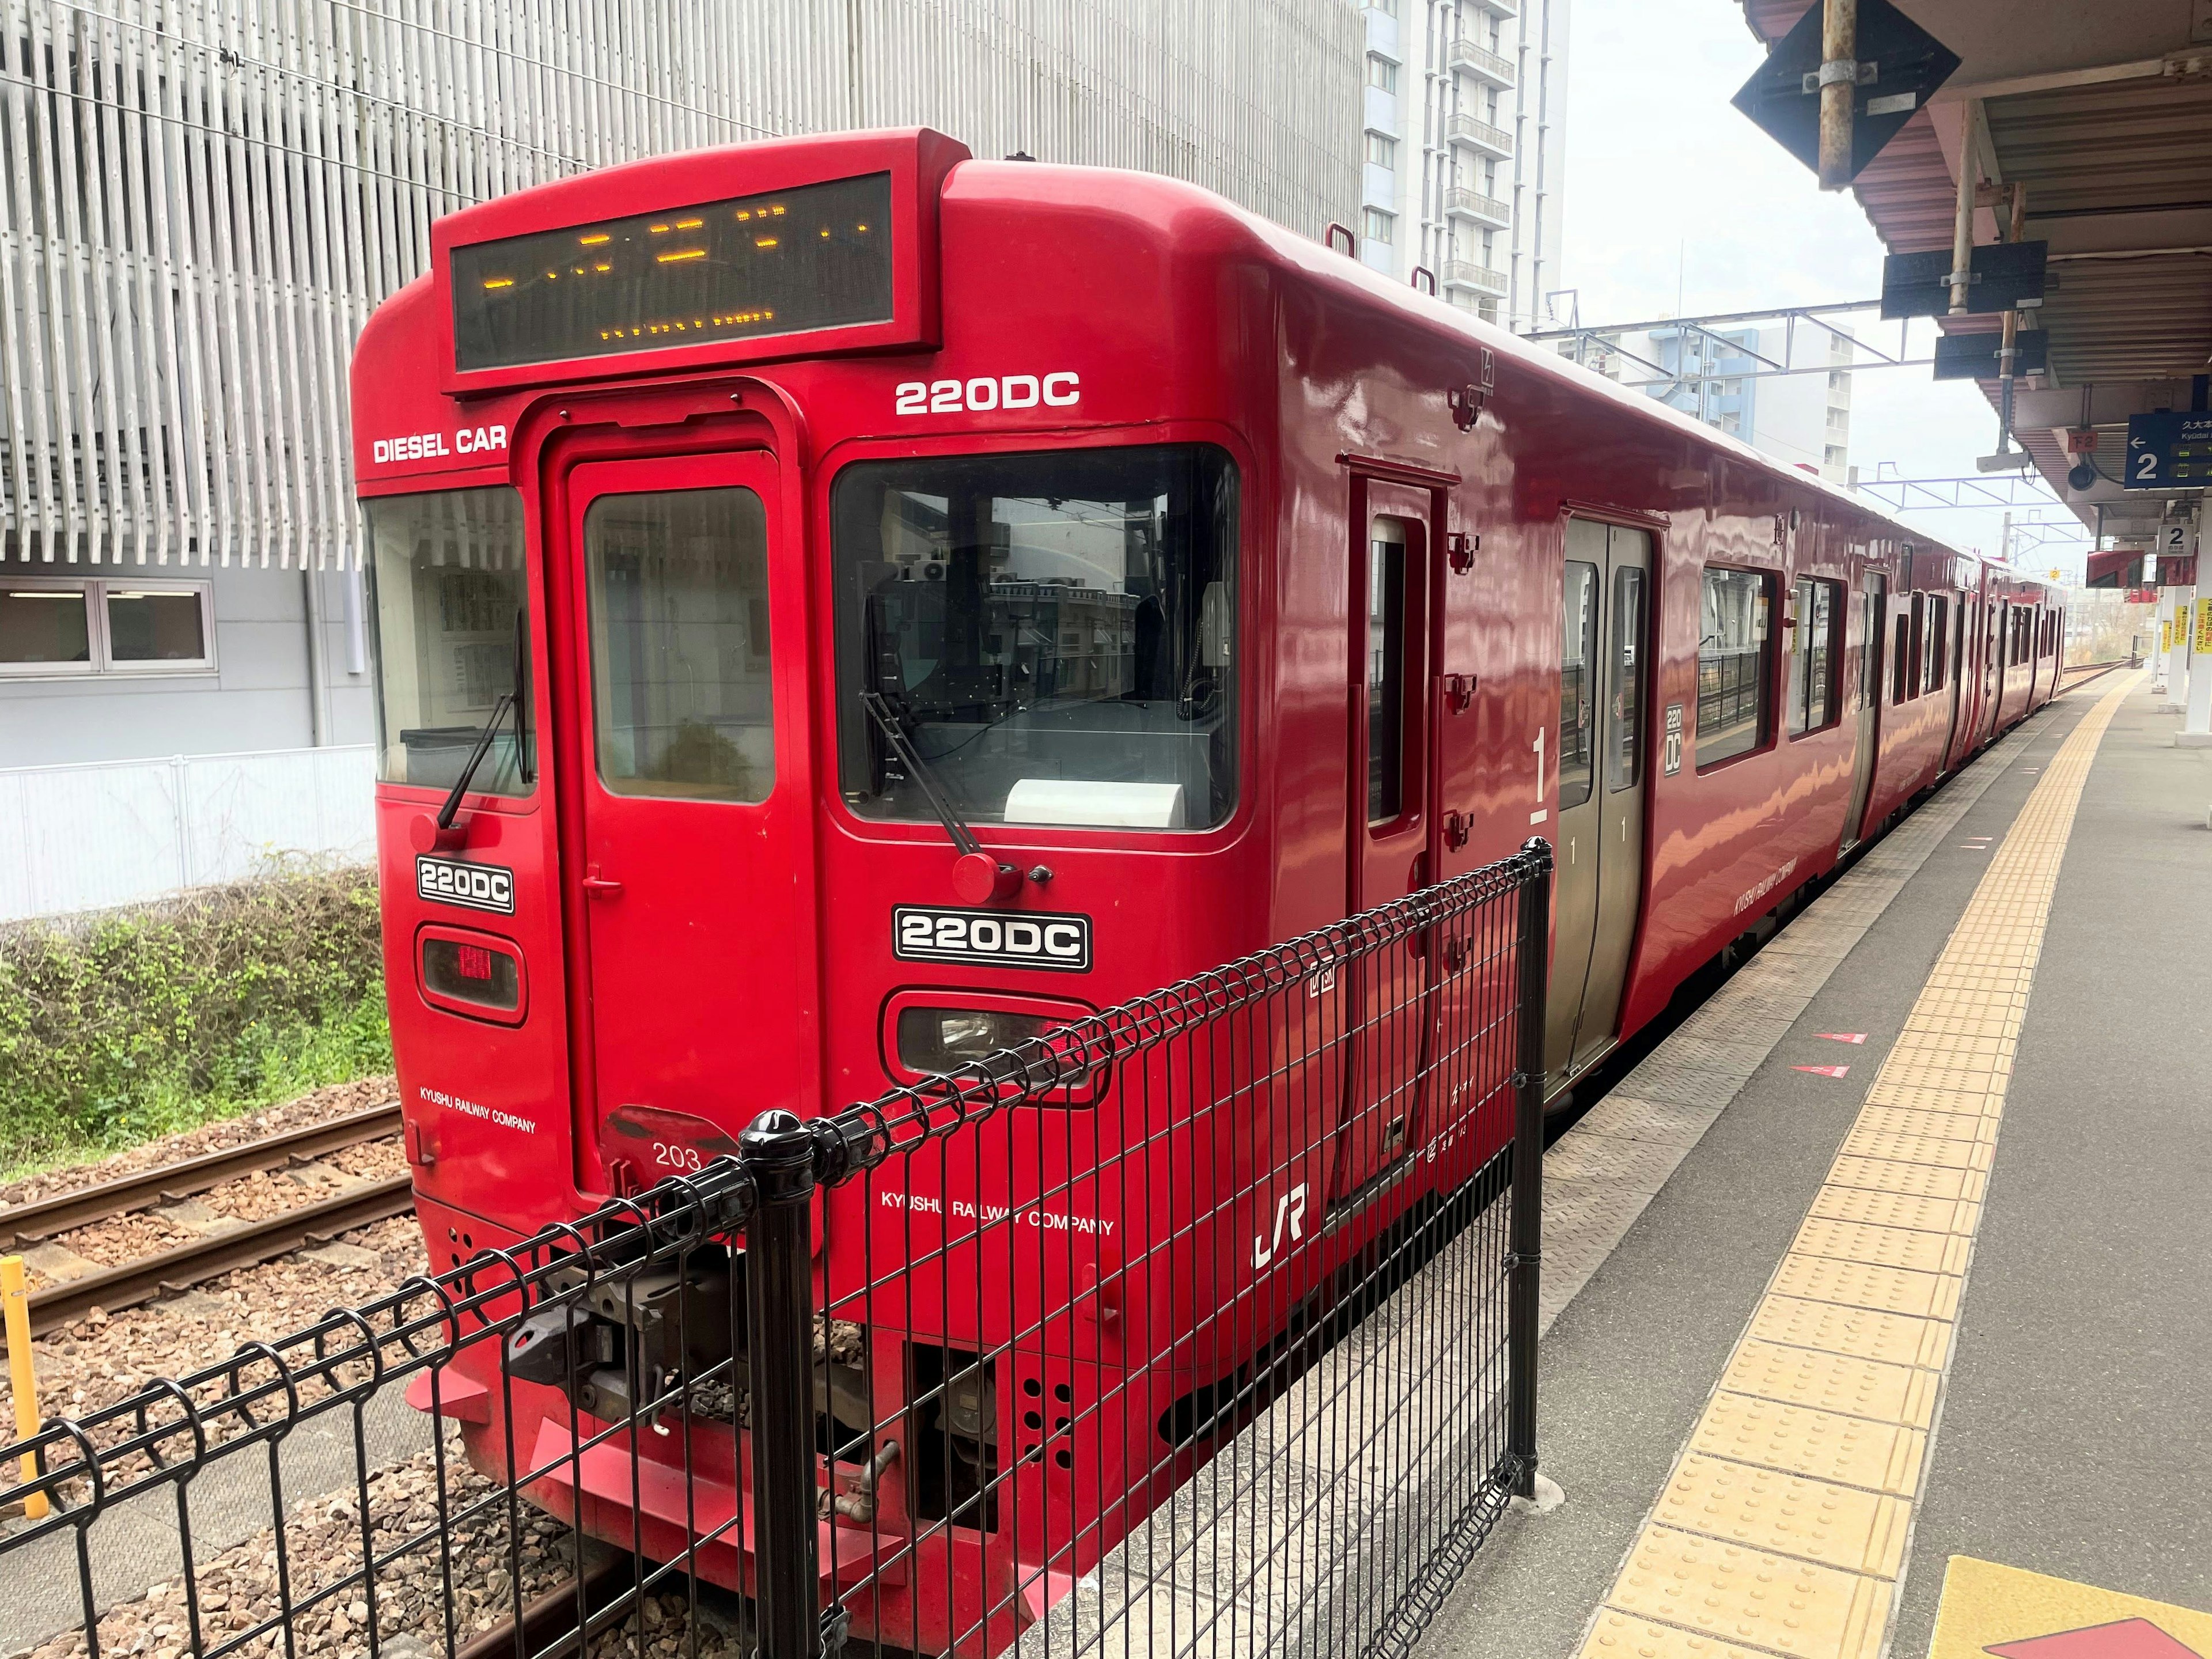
[[893, 906, 1092, 972]]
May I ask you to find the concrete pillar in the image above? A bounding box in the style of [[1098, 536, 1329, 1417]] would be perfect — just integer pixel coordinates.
[[2165, 587, 2193, 710], [2181, 594, 2212, 748]]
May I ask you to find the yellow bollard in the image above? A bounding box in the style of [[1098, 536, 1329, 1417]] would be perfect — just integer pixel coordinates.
[[2, 1255, 48, 1520]]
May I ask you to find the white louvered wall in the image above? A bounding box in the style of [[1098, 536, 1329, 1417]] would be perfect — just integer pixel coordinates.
[[0, 0, 1362, 571]]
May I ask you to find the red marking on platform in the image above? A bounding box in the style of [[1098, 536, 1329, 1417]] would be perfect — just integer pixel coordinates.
[[1985, 1617, 2205, 1658], [1793, 1064, 1851, 1078], [1816, 1032, 1868, 1044]]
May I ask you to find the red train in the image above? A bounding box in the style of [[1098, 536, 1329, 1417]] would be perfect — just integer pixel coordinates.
[[351, 127, 2062, 1647]]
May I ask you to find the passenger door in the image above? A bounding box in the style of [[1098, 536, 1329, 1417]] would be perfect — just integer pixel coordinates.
[[556, 449, 817, 1191], [1545, 521, 1652, 1087], [1331, 482, 1437, 1208], [1841, 571, 1884, 851]]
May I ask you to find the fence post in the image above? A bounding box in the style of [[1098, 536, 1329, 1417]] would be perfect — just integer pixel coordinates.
[[1506, 838, 1552, 1499], [741, 1109, 821, 1658]]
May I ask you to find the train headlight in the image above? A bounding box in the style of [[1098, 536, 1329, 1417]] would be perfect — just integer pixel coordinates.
[[897, 1006, 1055, 1074]]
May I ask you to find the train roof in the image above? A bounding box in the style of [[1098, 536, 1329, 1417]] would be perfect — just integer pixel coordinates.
[[366, 128, 2062, 604]]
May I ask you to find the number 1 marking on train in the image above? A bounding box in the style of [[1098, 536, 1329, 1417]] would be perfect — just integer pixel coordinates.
[[1252, 1183, 1309, 1268], [1529, 728, 1550, 825]]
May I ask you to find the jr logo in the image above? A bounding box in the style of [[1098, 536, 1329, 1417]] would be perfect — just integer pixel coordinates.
[[1251, 1183, 1309, 1269]]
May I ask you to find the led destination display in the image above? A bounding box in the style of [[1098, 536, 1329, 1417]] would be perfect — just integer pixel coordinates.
[[449, 171, 893, 372]]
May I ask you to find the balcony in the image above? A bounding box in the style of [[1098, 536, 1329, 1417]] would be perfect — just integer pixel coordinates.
[[1446, 39, 1515, 88], [1443, 185, 1512, 228], [1441, 260, 1510, 298], [1470, 0, 1517, 16], [1445, 112, 1514, 159]]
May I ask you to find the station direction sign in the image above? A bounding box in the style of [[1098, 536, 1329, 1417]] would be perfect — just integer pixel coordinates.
[[1882, 241, 2048, 319], [1933, 329, 2050, 380], [2125, 411, 2212, 490], [1732, 0, 1960, 184]]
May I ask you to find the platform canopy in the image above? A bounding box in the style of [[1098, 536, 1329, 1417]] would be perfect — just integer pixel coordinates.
[[1741, 1, 2212, 555]]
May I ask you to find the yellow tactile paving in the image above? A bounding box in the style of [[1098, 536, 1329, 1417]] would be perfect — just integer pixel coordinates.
[[1605, 1526, 1892, 1659], [1573, 675, 2138, 1659], [1823, 1155, 1985, 1202], [1769, 1253, 1961, 1320], [1652, 1454, 1914, 1578], [1805, 1187, 1979, 1237], [1925, 1555, 2212, 1659], [1719, 1339, 1941, 1428], [1788, 1217, 1972, 1277], [1747, 1296, 1952, 1370], [1689, 1393, 1926, 1495]]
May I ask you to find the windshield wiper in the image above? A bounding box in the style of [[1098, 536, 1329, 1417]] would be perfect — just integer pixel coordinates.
[[859, 690, 986, 857], [859, 690, 1024, 901], [437, 613, 531, 831]]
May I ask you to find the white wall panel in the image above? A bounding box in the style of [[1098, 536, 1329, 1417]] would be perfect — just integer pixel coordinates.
[[0, 743, 376, 921], [0, 0, 1361, 573]]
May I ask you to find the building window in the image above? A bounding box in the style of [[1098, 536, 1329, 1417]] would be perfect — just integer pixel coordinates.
[[1362, 207, 1395, 244], [1365, 131, 1398, 169], [1789, 577, 1841, 736], [0, 578, 215, 676], [1366, 54, 1398, 94], [1827, 370, 1848, 393], [1824, 445, 1846, 468], [1369, 0, 1399, 13], [1697, 566, 1773, 768]]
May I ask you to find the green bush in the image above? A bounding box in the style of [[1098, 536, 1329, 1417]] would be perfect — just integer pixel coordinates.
[[0, 863, 392, 1178]]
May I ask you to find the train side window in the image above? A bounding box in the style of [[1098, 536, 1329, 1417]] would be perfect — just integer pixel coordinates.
[[584, 486, 775, 802], [1787, 577, 1840, 736], [1696, 566, 1771, 769], [1925, 596, 1948, 692], [1892, 613, 1912, 704], [1368, 518, 1410, 824], [1560, 560, 1598, 808], [1608, 565, 1645, 791]]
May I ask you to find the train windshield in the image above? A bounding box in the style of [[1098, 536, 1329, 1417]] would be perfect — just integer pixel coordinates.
[[831, 444, 1238, 831], [362, 487, 533, 796]]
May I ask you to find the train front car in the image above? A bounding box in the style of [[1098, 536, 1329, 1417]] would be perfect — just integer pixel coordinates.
[[349, 130, 1406, 1653]]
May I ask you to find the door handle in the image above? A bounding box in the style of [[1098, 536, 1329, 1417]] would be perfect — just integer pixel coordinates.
[[582, 866, 624, 899]]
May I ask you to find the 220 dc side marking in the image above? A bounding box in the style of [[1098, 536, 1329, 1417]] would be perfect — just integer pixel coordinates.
[[416, 855, 516, 915], [894, 906, 1091, 972]]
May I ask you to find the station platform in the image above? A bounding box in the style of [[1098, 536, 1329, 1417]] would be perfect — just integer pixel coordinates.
[[1420, 673, 2212, 1659]]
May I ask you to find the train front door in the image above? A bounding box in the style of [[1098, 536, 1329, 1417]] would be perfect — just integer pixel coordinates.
[[1841, 571, 1884, 851], [1545, 520, 1652, 1089], [1331, 479, 1441, 1209], [555, 448, 819, 1191]]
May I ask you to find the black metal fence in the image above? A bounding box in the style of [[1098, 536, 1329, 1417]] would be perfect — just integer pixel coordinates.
[[1, 840, 1551, 1659]]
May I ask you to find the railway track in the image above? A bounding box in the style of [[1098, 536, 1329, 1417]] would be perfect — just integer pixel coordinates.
[[0, 1103, 414, 1344]]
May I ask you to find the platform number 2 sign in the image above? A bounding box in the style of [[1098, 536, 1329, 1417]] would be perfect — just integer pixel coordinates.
[[1252, 1183, 1309, 1268]]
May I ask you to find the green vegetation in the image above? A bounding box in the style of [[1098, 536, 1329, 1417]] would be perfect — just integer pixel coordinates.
[[0, 863, 392, 1180]]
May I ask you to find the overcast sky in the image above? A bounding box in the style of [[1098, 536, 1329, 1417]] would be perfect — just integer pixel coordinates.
[[1551, 0, 2088, 580]]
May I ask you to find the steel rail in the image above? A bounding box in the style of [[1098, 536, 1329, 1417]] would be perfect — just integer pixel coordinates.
[[11, 1173, 416, 1343], [0, 1103, 402, 1251]]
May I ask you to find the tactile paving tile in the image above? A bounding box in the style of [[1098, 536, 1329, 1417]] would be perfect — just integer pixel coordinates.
[[1836, 1127, 1991, 1171], [1650, 1452, 1914, 1577], [1688, 1393, 1927, 1497], [1846, 1105, 1994, 1145], [1770, 1253, 1961, 1320], [1602, 1525, 1892, 1659], [1747, 1295, 1952, 1370], [1788, 1218, 1972, 1277], [1807, 1185, 1979, 1237], [1861, 1080, 2002, 1118], [1824, 1155, 1984, 1202], [1719, 1339, 1941, 1429], [1578, 1609, 1772, 1659]]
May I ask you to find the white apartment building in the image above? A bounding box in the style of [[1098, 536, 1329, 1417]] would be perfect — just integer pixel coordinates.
[[1559, 323, 1856, 483], [1354, 0, 1569, 331]]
